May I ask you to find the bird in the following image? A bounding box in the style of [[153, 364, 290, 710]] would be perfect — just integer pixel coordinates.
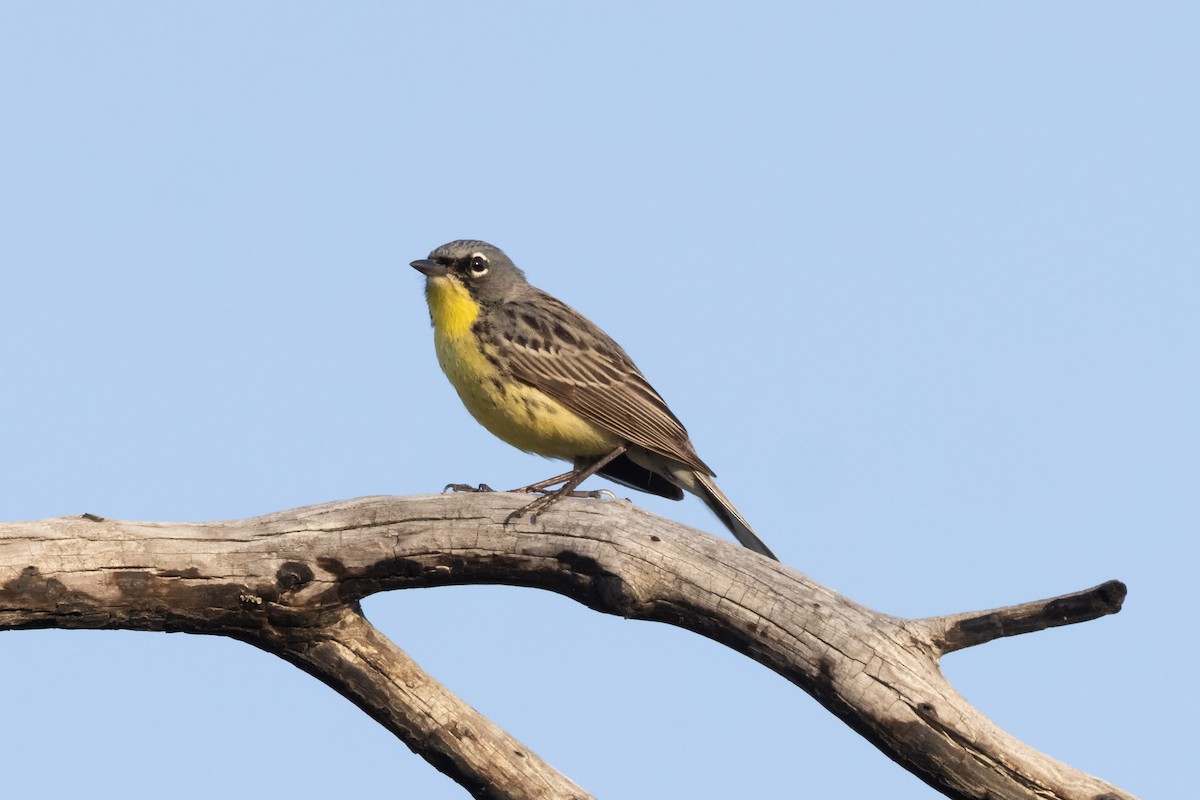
[[410, 239, 778, 560]]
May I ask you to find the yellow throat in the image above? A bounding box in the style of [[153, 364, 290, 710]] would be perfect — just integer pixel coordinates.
[[425, 274, 480, 341]]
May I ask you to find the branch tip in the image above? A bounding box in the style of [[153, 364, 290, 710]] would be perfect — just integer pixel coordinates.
[[928, 579, 1128, 656]]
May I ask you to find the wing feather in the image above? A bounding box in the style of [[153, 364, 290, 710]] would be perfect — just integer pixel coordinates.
[[491, 290, 713, 475]]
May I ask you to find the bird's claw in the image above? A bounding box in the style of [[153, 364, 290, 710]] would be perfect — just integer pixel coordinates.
[[504, 506, 531, 526], [503, 487, 617, 527], [443, 483, 494, 494]]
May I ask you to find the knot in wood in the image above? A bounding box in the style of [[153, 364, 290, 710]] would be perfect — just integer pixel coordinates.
[[276, 561, 315, 591]]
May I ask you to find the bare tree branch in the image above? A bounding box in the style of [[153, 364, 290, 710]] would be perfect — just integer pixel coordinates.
[[918, 579, 1127, 655], [266, 604, 591, 800], [0, 494, 1134, 800]]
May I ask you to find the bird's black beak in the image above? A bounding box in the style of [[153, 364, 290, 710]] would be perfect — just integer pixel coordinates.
[[410, 259, 449, 278]]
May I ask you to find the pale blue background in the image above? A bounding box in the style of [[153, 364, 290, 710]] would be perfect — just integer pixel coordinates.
[[1, 3, 1194, 798]]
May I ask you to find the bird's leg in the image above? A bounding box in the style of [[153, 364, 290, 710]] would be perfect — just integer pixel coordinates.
[[507, 445, 627, 525], [510, 469, 616, 500], [511, 469, 579, 495]]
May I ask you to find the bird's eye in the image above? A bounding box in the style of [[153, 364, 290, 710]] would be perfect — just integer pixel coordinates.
[[467, 254, 489, 277]]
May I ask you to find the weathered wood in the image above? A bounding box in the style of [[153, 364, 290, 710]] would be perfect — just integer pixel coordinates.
[[919, 579, 1128, 655], [268, 605, 589, 800], [0, 494, 1134, 799]]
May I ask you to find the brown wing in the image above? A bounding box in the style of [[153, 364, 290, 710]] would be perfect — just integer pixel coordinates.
[[491, 289, 714, 475]]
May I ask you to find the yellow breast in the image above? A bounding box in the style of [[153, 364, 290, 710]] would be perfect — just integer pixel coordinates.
[[424, 277, 618, 460]]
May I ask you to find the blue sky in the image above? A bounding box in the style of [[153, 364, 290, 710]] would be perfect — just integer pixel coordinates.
[[1, 3, 1194, 797]]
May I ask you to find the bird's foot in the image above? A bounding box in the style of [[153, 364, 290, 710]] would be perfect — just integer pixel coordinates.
[[443, 483, 495, 493], [577, 488, 618, 501], [505, 487, 617, 525]]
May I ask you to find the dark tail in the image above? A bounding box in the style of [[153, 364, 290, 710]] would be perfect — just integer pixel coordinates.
[[691, 472, 779, 561]]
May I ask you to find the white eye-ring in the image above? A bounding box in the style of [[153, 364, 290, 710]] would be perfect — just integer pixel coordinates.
[[467, 253, 489, 277]]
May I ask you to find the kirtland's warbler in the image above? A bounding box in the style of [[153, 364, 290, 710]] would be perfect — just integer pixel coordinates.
[[411, 239, 777, 560]]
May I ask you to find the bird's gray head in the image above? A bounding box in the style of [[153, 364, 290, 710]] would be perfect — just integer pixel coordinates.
[[410, 240, 528, 304]]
